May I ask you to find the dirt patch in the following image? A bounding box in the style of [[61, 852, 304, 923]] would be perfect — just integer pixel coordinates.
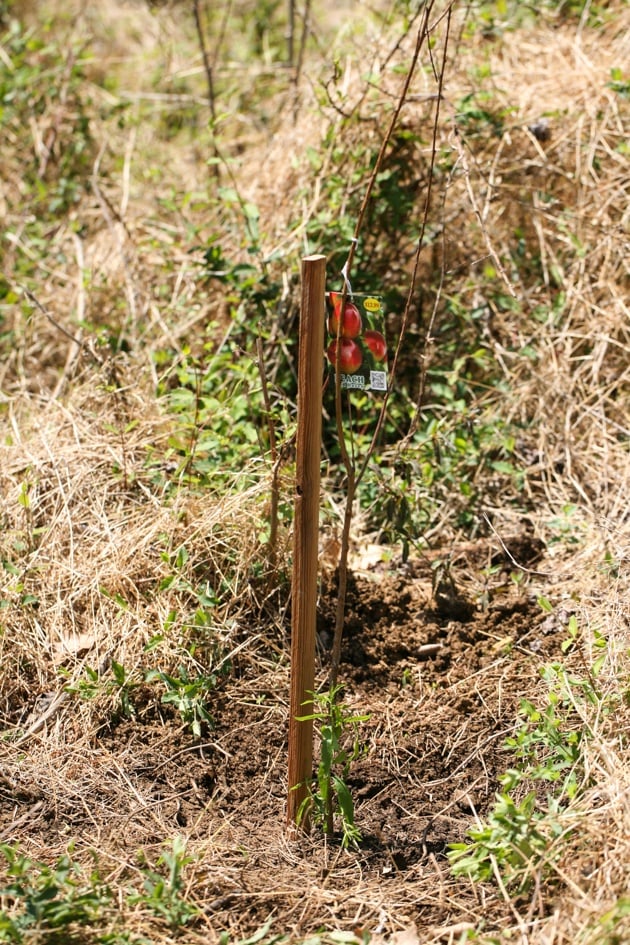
[[1, 556, 569, 938]]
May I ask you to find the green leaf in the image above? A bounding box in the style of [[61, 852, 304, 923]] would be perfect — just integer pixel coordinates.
[[333, 776, 356, 828]]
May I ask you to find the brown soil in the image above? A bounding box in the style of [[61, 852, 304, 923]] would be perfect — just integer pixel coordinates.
[[1, 540, 572, 941]]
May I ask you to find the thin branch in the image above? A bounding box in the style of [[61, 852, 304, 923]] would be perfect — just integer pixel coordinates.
[[256, 335, 281, 572], [193, 0, 220, 175], [287, 0, 295, 67], [21, 287, 87, 351], [294, 0, 312, 91], [193, 0, 216, 125], [451, 126, 518, 300], [329, 0, 442, 689], [356, 2, 453, 488], [481, 513, 551, 577]]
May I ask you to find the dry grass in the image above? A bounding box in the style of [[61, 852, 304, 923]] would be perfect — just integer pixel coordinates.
[[1, 0, 629, 943]]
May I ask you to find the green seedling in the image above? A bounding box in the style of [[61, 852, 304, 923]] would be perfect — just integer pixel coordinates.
[[127, 837, 198, 930], [145, 665, 216, 737], [0, 843, 111, 941], [295, 686, 369, 848], [64, 660, 140, 719], [449, 624, 612, 890], [448, 780, 553, 889]]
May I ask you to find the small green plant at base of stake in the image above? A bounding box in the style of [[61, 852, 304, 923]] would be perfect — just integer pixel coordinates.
[[295, 686, 370, 848]]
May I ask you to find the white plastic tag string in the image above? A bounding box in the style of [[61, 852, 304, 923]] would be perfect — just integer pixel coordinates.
[[340, 237, 359, 298]]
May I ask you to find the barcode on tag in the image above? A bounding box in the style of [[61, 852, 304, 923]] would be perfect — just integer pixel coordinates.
[[370, 371, 387, 391]]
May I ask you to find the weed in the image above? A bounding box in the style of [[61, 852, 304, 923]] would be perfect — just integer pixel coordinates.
[[216, 924, 368, 945], [449, 615, 611, 890], [153, 345, 270, 491], [504, 697, 583, 798], [127, 837, 198, 930], [97, 934, 152, 945], [219, 917, 284, 945], [64, 660, 140, 720], [584, 895, 630, 945], [359, 404, 523, 553], [158, 543, 220, 611], [0, 20, 94, 218], [110, 661, 140, 719], [0, 554, 40, 612], [0, 843, 111, 942], [448, 780, 553, 888], [296, 687, 370, 848], [145, 665, 217, 737], [455, 91, 512, 138], [608, 67, 630, 99], [546, 505, 586, 547]]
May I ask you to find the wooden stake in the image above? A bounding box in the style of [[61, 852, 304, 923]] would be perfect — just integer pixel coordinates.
[[287, 254, 326, 832]]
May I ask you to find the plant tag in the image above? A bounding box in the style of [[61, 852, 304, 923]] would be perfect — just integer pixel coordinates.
[[326, 292, 388, 392]]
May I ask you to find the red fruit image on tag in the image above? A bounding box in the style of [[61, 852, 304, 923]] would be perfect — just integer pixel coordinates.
[[327, 337, 363, 374], [328, 293, 363, 339], [325, 293, 388, 392], [363, 329, 387, 362]]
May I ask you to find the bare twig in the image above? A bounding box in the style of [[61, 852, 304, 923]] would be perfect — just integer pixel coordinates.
[[21, 287, 87, 352], [287, 0, 295, 67], [329, 0, 443, 689], [193, 0, 216, 125], [450, 126, 518, 300], [358, 3, 453, 474], [293, 0, 312, 107], [481, 513, 551, 577], [193, 0, 220, 174], [256, 335, 281, 571]]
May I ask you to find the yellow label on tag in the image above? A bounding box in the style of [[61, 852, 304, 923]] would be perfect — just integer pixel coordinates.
[[363, 297, 380, 312]]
